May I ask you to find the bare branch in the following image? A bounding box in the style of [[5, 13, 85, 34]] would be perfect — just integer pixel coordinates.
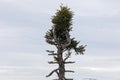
[[64, 61, 75, 64], [55, 70, 59, 77], [48, 61, 58, 64], [46, 50, 55, 53], [46, 68, 59, 77], [64, 52, 71, 62], [48, 54, 58, 56], [65, 70, 74, 73]]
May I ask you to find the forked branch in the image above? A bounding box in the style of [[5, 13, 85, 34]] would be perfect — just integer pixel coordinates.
[[46, 68, 59, 77]]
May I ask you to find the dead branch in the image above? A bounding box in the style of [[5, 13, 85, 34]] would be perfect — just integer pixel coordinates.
[[64, 52, 71, 62], [64, 61, 75, 64], [48, 54, 58, 56], [46, 50, 55, 53], [48, 61, 58, 64], [46, 68, 59, 77], [65, 70, 74, 73]]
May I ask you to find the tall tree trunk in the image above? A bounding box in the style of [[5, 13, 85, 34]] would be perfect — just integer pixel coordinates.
[[58, 46, 65, 80]]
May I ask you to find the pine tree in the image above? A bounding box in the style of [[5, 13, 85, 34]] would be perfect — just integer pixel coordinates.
[[45, 5, 86, 80]]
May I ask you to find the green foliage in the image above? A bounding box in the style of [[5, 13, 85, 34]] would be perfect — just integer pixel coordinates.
[[45, 5, 73, 45], [52, 5, 73, 30], [53, 56, 59, 62], [45, 5, 86, 55], [69, 38, 79, 49], [67, 38, 86, 55], [75, 45, 86, 55], [52, 6, 73, 44], [45, 29, 55, 45]]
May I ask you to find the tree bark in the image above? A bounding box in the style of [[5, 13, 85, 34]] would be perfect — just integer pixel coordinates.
[[58, 46, 65, 80]]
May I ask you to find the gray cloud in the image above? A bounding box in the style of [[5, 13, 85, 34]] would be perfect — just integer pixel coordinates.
[[0, 0, 120, 80]]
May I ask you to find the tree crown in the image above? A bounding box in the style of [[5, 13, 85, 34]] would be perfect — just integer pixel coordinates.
[[45, 5, 86, 55]]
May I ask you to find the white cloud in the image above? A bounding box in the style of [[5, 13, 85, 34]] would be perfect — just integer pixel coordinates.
[[0, 0, 120, 80]]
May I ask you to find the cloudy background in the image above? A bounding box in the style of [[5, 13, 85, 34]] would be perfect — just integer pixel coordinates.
[[0, 0, 120, 80]]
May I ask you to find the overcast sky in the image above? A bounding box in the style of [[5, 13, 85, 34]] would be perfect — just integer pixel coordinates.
[[0, 0, 120, 80]]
